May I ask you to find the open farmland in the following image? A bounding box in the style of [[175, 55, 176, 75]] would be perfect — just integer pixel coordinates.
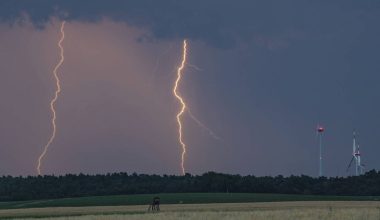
[[0, 193, 380, 210], [1, 201, 380, 220]]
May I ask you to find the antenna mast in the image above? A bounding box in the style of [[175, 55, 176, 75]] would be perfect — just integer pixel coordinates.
[[317, 126, 325, 177], [353, 131, 358, 176]]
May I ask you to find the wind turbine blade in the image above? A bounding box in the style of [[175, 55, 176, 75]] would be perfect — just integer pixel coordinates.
[[346, 156, 355, 172]]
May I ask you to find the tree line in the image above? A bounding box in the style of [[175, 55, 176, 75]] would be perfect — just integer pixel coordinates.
[[0, 170, 380, 201]]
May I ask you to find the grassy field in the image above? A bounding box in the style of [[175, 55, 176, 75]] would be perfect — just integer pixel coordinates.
[[1, 201, 380, 219], [14, 210, 380, 220], [1, 193, 380, 219], [0, 193, 379, 210]]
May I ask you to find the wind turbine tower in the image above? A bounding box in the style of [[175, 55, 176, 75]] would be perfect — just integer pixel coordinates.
[[317, 126, 325, 177]]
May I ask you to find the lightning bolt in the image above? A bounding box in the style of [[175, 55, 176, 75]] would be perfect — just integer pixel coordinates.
[[174, 39, 188, 175], [37, 21, 66, 175]]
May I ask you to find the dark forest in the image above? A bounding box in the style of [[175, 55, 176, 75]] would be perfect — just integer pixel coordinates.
[[1, 170, 380, 201]]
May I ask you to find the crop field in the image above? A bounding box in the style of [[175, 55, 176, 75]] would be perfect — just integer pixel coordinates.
[[0, 194, 379, 219], [1, 193, 379, 210], [1, 201, 380, 220]]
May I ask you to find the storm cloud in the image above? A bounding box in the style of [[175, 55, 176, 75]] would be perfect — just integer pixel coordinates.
[[1, 1, 379, 48]]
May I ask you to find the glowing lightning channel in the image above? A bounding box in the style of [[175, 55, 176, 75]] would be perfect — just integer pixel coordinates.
[[37, 21, 66, 175], [173, 39, 188, 175]]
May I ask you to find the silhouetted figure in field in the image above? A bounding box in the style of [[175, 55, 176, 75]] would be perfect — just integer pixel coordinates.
[[148, 196, 160, 211]]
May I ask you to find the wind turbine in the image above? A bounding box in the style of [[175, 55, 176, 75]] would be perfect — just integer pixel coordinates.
[[346, 130, 364, 176]]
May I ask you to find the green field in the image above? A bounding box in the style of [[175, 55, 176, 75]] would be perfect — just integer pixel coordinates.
[[1, 201, 380, 219], [1, 193, 379, 210]]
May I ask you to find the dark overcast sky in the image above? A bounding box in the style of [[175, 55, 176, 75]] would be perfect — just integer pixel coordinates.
[[0, 0, 379, 176]]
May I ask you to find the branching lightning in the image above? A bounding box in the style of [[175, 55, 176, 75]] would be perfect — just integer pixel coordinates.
[[187, 63, 203, 72], [173, 40, 188, 175], [187, 109, 222, 141], [37, 21, 66, 175], [184, 63, 220, 141]]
